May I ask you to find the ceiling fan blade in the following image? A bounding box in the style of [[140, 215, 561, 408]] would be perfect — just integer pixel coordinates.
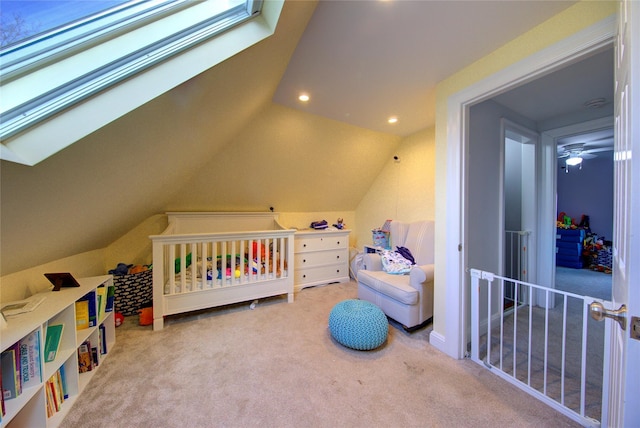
[[584, 147, 614, 154]]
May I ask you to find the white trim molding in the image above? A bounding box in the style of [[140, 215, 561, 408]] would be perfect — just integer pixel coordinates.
[[432, 14, 615, 359]]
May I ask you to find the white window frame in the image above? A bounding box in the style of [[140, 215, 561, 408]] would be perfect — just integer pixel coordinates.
[[1, 0, 279, 165]]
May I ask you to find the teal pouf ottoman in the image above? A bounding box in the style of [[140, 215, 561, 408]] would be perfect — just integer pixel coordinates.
[[328, 299, 388, 350]]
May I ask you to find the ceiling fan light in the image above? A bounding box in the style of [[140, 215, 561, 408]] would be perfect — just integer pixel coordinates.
[[566, 156, 583, 166]]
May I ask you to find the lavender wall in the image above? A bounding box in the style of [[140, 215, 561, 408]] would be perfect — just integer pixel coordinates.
[[557, 153, 613, 240]]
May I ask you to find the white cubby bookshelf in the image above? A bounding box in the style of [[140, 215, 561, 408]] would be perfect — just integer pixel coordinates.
[[1, 275, 115, 427]]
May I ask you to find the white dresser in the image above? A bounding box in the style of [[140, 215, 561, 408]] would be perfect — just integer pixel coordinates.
[[294, 228, 350, 290]]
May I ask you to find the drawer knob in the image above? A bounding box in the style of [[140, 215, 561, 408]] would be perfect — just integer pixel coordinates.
[[303, 243, 307, 248], [303, 259, 306, 263], [303, 274, 306, 278], [336, 255, 340, 259]]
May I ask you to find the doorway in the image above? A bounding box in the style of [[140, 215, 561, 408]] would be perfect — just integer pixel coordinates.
[[555, 126, 613, 300], [460, 17, 616, 427], [541, 119, 614, 301], [501, 121, 538, 309]]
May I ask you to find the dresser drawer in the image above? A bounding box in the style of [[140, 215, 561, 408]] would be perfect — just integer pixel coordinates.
[[294, 264, 348, 285], [294, 235, 348, 252], [294, 248, 348, 268]]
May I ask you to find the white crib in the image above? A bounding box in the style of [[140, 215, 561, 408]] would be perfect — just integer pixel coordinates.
[[150, 212, 295, 330]]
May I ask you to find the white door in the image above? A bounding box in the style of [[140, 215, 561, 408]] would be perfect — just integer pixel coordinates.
[[603, 0, 640, 425]]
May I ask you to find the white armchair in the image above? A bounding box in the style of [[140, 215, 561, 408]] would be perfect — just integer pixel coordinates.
[[357, 220, 434, 330]]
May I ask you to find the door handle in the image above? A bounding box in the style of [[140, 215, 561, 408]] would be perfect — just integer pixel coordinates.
[[589, 301, 627, 330]]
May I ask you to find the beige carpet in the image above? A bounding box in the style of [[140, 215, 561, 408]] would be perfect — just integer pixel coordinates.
[[62, 281, 579, 428]]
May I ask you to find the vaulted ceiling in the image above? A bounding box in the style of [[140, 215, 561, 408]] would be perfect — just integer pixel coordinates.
[[1, 0, 611, 276], [273, 0, 577, 136]]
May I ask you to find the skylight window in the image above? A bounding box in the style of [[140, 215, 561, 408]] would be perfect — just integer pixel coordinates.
[[0, 0, 264, 161], [1, 0, 133, 48]]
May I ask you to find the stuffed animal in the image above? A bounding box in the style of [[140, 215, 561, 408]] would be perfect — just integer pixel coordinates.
[[129, 264, 147, 274], [108, 263, 131, 275], [252, 242, 266, 258]]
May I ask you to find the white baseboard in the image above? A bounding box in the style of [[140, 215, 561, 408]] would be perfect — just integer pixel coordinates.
[[429, 330, 446, 353]]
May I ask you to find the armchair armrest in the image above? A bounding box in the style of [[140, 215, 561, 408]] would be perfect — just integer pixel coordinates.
[[409, 264, 435, 288], [363, 253, 383, 271]]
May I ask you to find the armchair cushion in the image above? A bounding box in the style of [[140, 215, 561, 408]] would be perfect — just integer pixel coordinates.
[[363, 253, 383, 271], [357, 269, 418, 305]]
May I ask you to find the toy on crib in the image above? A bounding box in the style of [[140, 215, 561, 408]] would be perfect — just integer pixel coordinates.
[[252, 242, 266, 258], [218, 267, 242, 279], [174, 253, 192, 273]]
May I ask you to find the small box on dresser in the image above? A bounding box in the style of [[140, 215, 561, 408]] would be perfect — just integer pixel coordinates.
[[294, 228, 350, 291]]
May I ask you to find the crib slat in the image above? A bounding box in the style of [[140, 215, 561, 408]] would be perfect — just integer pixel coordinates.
[[231, 240, 237, 284], [222, 241, 228, 286], [180, 243, 188, 292], [265, 238, 271, 279], [191, 242, 198, 291], [240, 240, 246, 285], [168, 244, 176, 294], [213, 241, 218, 286], [278, 237, 284, 277], [201, 242, 208, 288]]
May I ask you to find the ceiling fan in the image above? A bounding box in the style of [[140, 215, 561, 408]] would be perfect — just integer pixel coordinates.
[[557, 132, 614, 172], [557, 143, 597, 166]]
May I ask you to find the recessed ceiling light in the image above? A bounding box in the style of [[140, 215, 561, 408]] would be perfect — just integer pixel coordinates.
[[298, 93, 310, 102], [388, 116, 398, 124]]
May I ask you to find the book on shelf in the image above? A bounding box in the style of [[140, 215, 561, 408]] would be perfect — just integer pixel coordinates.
[[45, 371, 66, 415], [19, 330, 42, 389], [1, 346, 20, 400], [45, 378, 54, 417], [58, 364, 69, 399], [91, 346, 99, 367], [97, 285, 107, 321], [79, 290, 97, 327], [44, 324, 64, 363], [77, 342, 92, 373], [75, 299, 89, 330], [44, 368, 67, 416], [99, 324, 108, 355], [1, 349, 17, 400], [47, 379, 59, 413], [105, 283, 115, 312]]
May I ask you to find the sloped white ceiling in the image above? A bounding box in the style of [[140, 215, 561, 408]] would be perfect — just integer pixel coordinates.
[[0, 1, 320, 275], [273, 0, 577, 136]]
